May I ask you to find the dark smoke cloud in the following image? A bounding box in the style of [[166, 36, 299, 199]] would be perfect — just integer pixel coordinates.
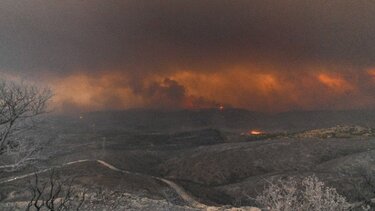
[[1, 0, 375, 111], [143, 78, 187, 108], [1, 0, 375, 74]]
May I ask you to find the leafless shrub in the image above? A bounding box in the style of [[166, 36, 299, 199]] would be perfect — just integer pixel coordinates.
[[26, 169, 86, 211], [83, 187, 123, 210], [160, 187, 186, 209], [231, 191, 255, 207], [351, 166, 375, 200], [343, 164, 375, 210], [0, 137, 42, 172], [256, 175, 350, 211], [0, 79, 52, 172]]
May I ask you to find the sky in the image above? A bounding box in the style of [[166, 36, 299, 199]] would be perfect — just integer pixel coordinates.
[[1, 0, 375, 113]]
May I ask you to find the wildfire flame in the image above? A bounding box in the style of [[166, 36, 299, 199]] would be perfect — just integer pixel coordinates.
[[368, 69, 375, 80], [248, 130, 264, 135]]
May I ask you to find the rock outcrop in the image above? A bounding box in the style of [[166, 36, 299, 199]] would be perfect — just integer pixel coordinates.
[[295, 125, 375, 139]]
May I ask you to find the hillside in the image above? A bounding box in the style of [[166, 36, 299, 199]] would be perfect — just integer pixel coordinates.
[[2, 110, 375, 209], [58, 109, 375, 132]]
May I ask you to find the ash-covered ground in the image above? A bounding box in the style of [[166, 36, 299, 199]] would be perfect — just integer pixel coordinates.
[[2, 109, 375, 210]]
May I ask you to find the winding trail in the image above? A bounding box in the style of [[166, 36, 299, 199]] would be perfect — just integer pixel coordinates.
[[96, 160, 207, 208], [0, 159, 207, 209]]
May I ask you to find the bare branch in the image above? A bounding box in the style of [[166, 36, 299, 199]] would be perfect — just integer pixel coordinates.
[[0, 80, 52, 150], [26, 169, 86, 211], [0, 79, 52, 173]]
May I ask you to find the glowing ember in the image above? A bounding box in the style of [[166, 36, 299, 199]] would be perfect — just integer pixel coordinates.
[[248, 130, 264, 135]]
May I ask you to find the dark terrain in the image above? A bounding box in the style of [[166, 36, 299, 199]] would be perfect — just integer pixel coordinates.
[[1, 108, 375, 209]]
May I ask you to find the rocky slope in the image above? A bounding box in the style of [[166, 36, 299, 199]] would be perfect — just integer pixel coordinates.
[[294, 125, 375, 139], [158, 135, 375, 205]]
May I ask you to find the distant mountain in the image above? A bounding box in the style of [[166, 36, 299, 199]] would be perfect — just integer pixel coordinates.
[[66, 108, 375, 132]]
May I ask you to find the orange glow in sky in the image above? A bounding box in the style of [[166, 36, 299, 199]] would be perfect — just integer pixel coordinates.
[[317, 73, 354, 93], [45, 67, 375, 113], [368, 69, 375, 79]]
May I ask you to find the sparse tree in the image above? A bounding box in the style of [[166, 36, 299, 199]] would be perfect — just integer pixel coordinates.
[[256, 175, 350, 211], [26, 169, 86, 211], [0, 79, 52, 173]]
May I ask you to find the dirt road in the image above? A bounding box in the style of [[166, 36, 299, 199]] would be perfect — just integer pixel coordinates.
[[0, 159, 208, 209]]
